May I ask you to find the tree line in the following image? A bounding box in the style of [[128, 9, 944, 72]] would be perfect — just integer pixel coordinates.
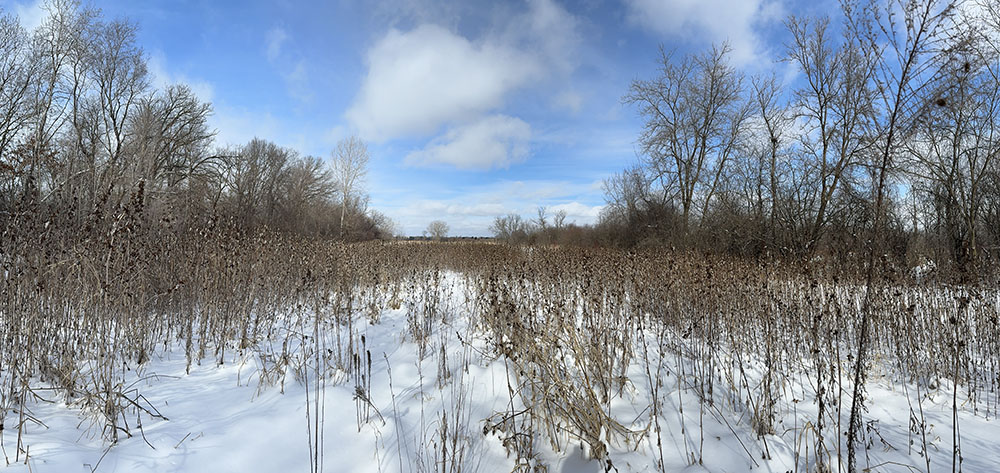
[[592, 0, 1000, 280], [0, 0, 394, 242]]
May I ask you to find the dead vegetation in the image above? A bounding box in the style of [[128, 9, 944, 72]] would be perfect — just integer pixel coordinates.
[[2, 208, 998, 471]]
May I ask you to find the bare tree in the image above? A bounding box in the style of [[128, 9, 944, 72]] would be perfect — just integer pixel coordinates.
[[490, 213, 529, 241], [786, 15, 878, 253], [625, 43, 750, 234], [367, 210, 398, 239], [901, 2, 1000, 276], [0, 0, 391, 242], [535, 206, 548, 230], [280, 155, 335, 233], [750, 74, 794, 248], [331, 135, 369, 239], [553, 209, 567, 229], [904, 62, 998, 276], [843, 1, 962, 470], [975, 0, 1000, 253], [222, 138, 290, 225], [90, 16, 148, 206], [426, 220, 449, 240], [0, 13, 33, 170], [129, 84, 215, 191], [601, 165, 649, 226], [26, 0, 98, 205], [0, 13, 36, 208]]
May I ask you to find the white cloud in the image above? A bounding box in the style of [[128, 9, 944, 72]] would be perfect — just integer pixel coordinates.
[[548, 202, 604, 221], [146, 52, 216, 103], [10, 0, 45, 31], [481, 180, 589, 202], [347, 0, 581, 144], [265, 27, 288, 62], [504, 0, 581, 76], [411, 201, 508, 217], [624, 0, 782, 66], [346, 24, 539, 140], [405, 115, 531, 170], [347, 0, 584, 172]]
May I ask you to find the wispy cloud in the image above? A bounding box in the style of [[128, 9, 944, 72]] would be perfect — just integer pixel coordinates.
[[553, 90, 583, 114], [146, 52, 216, 102], [9, 0, 46, 31], [623, 0, 783, 66], [265, 27, 288, 62], [284, 60, 313, 104], [263, 26, 315, 105], [404, 115, 531, 170]]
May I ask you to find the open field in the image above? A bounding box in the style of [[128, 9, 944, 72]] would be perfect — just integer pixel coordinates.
[[4, 0, 1000, 470], [2, 235, 998, 472]]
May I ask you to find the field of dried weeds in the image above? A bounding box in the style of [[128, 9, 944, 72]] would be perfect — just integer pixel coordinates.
[[2, 233, 998, 471]]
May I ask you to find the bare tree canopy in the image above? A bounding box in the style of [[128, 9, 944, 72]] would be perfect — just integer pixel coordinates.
[[624, 43, 750, 233], [331, 135, 369, 238], [426, 219, 449, 240]]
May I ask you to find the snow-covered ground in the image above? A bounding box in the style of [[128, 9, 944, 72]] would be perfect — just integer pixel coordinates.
[[2, 271, 997, 472]]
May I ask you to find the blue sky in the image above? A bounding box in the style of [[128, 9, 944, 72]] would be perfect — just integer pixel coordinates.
[[3, 0, 827, 236]]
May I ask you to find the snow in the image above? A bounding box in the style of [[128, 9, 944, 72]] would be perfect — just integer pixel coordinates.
[[2, 271, 998, 472], [912, 259, 937, 281]]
